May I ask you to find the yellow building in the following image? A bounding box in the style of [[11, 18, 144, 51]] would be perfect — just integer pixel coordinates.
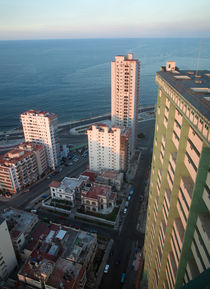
[[144, 62, 210, 289]]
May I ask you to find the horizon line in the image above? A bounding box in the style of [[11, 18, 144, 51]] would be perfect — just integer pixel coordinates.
[[0, 36, 210, 42]]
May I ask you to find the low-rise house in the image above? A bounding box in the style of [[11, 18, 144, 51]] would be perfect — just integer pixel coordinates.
[[18, 222, 97, 289], [49, 175, 90, 207], [95, 170, 123, 191], [81, 183, 116, 212]]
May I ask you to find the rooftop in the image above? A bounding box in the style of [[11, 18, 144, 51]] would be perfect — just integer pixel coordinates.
[[49, 175, 89, 195], [83, 183, 112, 200], [2, 208, 38, 235], [157, 66, 210, 121], [21, 109, 57, 119], [19, 222, 96, 289]]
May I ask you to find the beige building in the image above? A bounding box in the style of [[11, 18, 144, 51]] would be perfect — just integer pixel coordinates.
[[111, 53, 140, 152], [81, 183, 116, 212], [87, 123, 130, 172], [21, 109, 60, 170], [0, 217, 17, 280], [144, 62, 210, 289], [0, 142, 47, 194]]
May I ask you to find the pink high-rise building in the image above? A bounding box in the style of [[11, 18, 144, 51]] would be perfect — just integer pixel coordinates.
[[111, 53, 140, 152]]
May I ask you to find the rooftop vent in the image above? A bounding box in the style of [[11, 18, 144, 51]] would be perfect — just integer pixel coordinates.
[[191, 87, 210, 93], [174, 75, 191, 80]]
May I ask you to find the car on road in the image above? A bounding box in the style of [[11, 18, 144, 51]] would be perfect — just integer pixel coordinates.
[[129, 188, 134, 196], [104, 264, 109, 273], [121, 273, 126, 283], [31, 209, 37, 213]]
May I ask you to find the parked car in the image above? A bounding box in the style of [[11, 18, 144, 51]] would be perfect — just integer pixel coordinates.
[[104, 264, 109, 273], [123, 208, 127, 214], [125, 201, 129, 208], [128, 196, 131, 201], [31, 209, 37, 213], [121, 273, 126, 283]]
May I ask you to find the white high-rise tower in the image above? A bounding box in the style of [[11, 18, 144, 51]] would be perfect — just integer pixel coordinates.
[[111, 53, 140, 152], [21, 110, 60, 170]]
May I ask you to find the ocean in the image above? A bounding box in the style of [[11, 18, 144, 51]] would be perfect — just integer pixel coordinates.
[[0, 38, 209, 132]]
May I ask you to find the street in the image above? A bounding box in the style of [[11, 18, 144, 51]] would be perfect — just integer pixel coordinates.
[[0, 117, 155, 289]]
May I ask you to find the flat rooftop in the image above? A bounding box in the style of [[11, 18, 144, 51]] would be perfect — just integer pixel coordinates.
[[49, 175, 89, 194], [19, 222, 96, 289], [2, 208, 38, 234], [157, 68, 210, 121]]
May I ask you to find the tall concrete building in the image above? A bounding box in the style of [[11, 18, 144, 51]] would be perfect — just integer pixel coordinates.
[[144, 62, 210, 289], [111, 53, 140, 152], [21, 110, 60, 170], [0, 217, 17, 280], [0, 142, 47, 194], [87, 123, 130, 172]]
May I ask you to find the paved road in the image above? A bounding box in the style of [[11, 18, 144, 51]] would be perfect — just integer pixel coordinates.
[[0, 117, 155, 289], [99, 119, 155, 289], [0, 158, 88, 212], [99, 148, 152, 289]]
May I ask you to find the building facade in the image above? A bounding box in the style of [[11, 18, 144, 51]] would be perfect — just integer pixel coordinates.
[[111, 53, 140, 152], [0, 217, 17, 280], [21, 110, 60, 170], [49, 175, 90, 207], [0, 143, 47, 194], [144, 62, 210, 289], [81, 183, 116, 212], [87, 123, 130, 172]]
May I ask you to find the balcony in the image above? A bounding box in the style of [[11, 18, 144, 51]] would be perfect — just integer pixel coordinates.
[[184, 153, 197, 183], [164, 116, 168, 129], [188, 127, 203, 153], [175, 109, 183, 126], [166, 252, 177, 288], [185, 259, 200, 282], [202, 174, 210, 211], [165, 97, 170, 108], [186, 141, 200, 169], [172, 130, 180, 150], [196, 215, 210, 268], [173, 218, 184, 256], [173, 120, 181, 139], [169, 152, 177, 173]]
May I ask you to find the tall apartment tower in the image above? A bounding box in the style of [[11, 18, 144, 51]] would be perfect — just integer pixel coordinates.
[[144, 62, 210, 289], [87, 124, 130, 172], [0, 217, 17, 280], [111, 53, 140, 152], [21, 110, 60, 170]]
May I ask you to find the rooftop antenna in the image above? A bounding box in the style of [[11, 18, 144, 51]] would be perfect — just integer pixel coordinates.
[[195, 41, 202, 77]]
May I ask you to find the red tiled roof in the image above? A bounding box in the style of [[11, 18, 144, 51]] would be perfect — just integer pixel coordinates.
[[85, 183, 111, 200], [49, 180, 61, 188], [110, 192, 116, 200], [81, 171, 95, 182], [11, 229, 22, 239]]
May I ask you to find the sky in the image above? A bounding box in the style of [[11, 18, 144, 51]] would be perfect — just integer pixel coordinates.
[[0, 0, 210, 40]]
